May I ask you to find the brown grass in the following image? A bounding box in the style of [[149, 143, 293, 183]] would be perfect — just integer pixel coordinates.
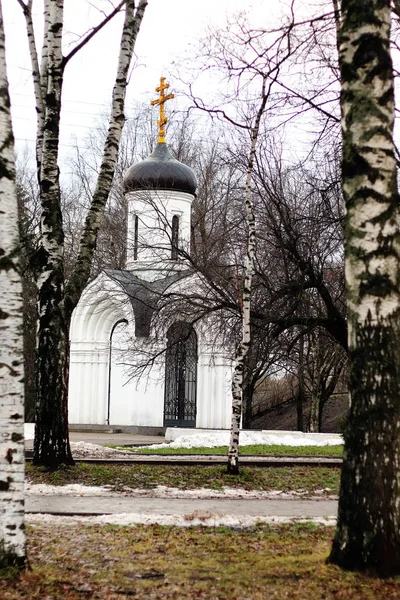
[[1, 523, 399, 599]]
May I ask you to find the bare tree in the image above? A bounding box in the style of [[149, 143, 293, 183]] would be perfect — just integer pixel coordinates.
[[0, 0, 26, 568]]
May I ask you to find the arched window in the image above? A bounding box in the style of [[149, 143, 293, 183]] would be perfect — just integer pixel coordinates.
[[171, 215, 179, 260], [164, 322, 197, 426], [133, 215, 139, 260]]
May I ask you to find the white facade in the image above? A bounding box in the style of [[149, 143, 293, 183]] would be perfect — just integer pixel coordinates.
[[68, 272, 233, 429], [126, 189, 193, 271], [68, 146, 233, 430]]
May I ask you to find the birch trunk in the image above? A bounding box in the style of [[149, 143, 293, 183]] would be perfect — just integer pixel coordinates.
[[15, 0, 148, 467], [0, 0, 26, 568], [227, 82, 267, 474], [328, 0, 400, 575], [308, 389, 320, 433], [33, 0, 73, 467]]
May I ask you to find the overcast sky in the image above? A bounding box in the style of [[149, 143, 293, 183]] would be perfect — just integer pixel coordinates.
[[3, 0, 320, 166]]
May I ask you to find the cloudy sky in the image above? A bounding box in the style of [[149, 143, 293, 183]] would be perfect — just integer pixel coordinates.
[[3, 1, 266, 157], [2, 0, 321, 166]]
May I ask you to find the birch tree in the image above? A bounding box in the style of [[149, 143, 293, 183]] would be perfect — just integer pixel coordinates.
[[227, 81, 268, 474], [14, 0, 148, 468], [328, 0, 400, 575], [0, 0, 26, 568]]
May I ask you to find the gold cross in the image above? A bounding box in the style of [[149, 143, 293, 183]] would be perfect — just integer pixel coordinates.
[[150, 77, 174, 143]]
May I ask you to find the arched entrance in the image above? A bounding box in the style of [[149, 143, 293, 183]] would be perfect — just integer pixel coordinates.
[[107, 319, 130, 425], [164, 322, 197, 427]]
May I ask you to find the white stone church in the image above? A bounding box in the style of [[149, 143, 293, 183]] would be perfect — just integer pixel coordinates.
[[68, 80, 233, 431]]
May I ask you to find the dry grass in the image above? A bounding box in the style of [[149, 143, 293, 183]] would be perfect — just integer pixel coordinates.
[[1, 523, 399, 599]]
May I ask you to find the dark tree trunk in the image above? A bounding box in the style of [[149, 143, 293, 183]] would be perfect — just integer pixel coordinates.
[[296, 336, 304, 431], [22, 272, 37, 422], [33, 270, 74, 467], [318, 399, 324, 433], [242, 379, 253, 429]]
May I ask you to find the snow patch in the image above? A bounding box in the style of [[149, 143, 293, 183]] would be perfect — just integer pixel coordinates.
[[25, 482, 337, 500], [69, 441, 133, 458], [26, 512, 337, 528], [139, 431, 343, 450]]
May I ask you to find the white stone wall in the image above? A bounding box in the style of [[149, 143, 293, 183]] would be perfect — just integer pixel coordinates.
[[68, 274, 234, 429], [125, 189, 193, 269]]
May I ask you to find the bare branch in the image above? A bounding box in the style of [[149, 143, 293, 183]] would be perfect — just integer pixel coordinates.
[[63, 0, 126, 67]]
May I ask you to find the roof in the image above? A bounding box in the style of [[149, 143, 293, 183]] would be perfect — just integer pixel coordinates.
[[104, 269, 193, 337], [123, 143, 197, 195]]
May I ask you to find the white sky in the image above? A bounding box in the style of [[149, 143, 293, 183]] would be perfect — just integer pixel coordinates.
[[3, 0, 293, 166]]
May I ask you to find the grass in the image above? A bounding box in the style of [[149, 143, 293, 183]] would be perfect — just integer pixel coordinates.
[[1, 523, 399, 599], [26, 462, 341, 494], [123, 443, 344, 456]]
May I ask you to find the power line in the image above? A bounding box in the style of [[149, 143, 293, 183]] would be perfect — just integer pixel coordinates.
[[11, 92, 113, 109], [12, 115, 98, 130]]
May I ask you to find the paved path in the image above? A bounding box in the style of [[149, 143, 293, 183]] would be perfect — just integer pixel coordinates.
[[26, 495, 338, 518]]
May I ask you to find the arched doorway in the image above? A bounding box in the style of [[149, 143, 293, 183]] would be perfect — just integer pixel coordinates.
[[107, 319, 130, 425], [164, 322, 197, 427]]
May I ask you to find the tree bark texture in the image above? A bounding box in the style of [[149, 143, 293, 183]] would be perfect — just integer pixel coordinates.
[[16, 0, 148, 467], [0, 0, 27, 567], [227, 81, 268, 474], [32, 0, 74, 467], [329, 0, 400, 575]]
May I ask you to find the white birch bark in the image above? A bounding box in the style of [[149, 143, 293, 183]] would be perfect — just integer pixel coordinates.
[[13, 0, 148, 467], [0, 0, 26, 568], [16, 0, 45, 168], [227, 80, 268, 474], [329, 0, 400, 575]]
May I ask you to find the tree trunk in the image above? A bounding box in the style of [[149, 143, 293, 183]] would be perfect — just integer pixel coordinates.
[[0, 0, 27, 567], [242, 353, 254, 429], [32, 0, 74, 467], [308, 388, 320, 433], [242, 382, 253, 430], [227, 80, 268, 475], [296, 335, 304, 431], [318, 399, 324, 433], [34, 285, 73, 467], [329, 0, 400, 575], [20, 0, 148, 467]]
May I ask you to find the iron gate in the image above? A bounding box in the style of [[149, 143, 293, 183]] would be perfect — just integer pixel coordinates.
[[164, 322, 197, 427]]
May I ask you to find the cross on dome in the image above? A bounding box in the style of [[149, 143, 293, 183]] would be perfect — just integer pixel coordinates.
[[150, 77, 174, 143]]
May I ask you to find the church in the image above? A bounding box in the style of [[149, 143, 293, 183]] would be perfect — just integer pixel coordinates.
[[68, 79, 233, 432]]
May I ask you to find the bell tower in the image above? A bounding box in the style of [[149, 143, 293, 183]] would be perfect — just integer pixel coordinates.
[[123, 78, 197, 279]]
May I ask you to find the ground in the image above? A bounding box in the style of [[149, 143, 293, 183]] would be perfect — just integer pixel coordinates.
[[1, 434, 397, 598]]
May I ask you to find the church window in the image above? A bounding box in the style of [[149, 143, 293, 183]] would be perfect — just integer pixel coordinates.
[[134, 215, 139, 260], [171, 215, 179, 260]]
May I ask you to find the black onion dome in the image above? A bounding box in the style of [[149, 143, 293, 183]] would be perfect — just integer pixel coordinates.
[[123, 143, 197, 195]]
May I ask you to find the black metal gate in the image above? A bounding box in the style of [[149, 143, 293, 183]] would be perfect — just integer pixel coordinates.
[[164, 322, 197, 427]]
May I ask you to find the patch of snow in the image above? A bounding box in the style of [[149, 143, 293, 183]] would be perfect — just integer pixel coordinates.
[[69, 441, 133, 458], [26, 512, 337, 528], [25, 483, 118, 496], [25, 482, 337, 500], [138, 431, 343, 450]]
